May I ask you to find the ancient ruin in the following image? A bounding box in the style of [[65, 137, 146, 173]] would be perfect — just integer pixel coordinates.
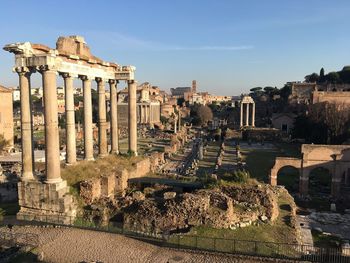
[[240, 95, 255, 128], [270, 144, 350, 198], [3, 36, 138, 221]]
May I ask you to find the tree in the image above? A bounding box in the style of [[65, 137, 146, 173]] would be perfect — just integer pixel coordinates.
[[321, 103, 350, 143], [319, 67, 325, 82], [326, 72, 340, 84], [305, 73, 319, 83], [191, 105, 213, 125], [250, 87, 262, 93]]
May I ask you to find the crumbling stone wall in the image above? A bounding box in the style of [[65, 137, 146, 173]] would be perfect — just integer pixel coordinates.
[[123, 185, 279, 233], [80, 158, 152, 205]]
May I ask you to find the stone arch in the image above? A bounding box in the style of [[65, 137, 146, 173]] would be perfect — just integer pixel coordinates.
[[308, 166, 332, 197], [270, 157, 302, 186], [277, 165, 300, 193]]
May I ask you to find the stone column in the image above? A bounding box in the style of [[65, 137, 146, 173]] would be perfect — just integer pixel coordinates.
[[178, 111, 181, 128], [245, 103, 249, 126], [40, 66, 61, 183], [109, 80, 119, 154], [240, 103, 243, 127], [174, 115, 177, 134], [81, 76, 94, 161], [62, 73, 76, 165], [141, 105, 144, 123], [16, 67, 34, 181], [96, 78, 107, 157], [128, 80, 137, 155], [252, 103, 255, 127]]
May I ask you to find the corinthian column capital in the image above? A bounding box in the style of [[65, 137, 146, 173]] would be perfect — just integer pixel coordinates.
[[37, 64, 58, 73], [60, 72, 76, 79], [14, 66, 33, 76]]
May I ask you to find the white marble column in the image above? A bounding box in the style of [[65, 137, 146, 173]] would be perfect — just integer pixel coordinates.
[[252, 103, 255, 127], [245, 103, 249, 126], [128, 80, 137, 155], [96, 78, 107, 157], [240, 103, 243, 127], [16, 67, 34, 180], [40, 65, 61, 183], [62, 73, 76, 165], [109, 79, 119, 154], [80, 75, 94, 161]]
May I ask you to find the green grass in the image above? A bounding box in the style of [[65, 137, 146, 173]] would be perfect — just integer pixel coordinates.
[[61, 154, 143, 187], [240, 143, 300, 183], [312, 230, 342, 248]]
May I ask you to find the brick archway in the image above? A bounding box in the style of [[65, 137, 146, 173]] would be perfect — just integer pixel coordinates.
[[270, 144, 350, 198]]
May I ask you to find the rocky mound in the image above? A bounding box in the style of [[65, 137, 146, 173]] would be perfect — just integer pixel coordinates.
[[122, 184, 279, 233]]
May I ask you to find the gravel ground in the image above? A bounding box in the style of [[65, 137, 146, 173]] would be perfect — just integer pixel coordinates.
[[1, 226, 302, 263]]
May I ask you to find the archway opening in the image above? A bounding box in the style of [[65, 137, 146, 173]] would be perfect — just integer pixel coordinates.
[[309, 167, 332, 197], [277, 166, 299, 193]]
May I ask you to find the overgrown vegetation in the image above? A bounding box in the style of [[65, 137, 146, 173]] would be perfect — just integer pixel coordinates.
[[61, 155, 142, 188], [292, 102, 350, 144]]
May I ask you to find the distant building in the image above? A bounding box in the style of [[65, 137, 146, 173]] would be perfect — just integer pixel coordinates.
[[0, 85, 14, 149], [271, 113, 296, 134], [170, 87, 191, 98], [192, 80, 197, 93], [12, 87, 20, 101], [117, 82, 161, 127]]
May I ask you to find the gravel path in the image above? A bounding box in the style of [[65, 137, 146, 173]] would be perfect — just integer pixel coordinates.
[[1, 226, 301, 263]]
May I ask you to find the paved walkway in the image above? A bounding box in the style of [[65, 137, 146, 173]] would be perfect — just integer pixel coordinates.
[[296, 215, 314, 246], [0, 226, 295, 263]]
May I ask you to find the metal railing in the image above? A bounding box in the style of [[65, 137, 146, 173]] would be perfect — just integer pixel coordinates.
[[1, 214, 350, 262]]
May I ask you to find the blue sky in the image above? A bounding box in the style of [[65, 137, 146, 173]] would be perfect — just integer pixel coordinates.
[[1, 0, 350, 95]]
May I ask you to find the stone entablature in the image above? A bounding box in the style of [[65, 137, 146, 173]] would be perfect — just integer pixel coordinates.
[[4, 36, 135, 81], [270, 144, 350, 198]]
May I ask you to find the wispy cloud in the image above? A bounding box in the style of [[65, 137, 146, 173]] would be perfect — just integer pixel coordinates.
[[168, 45, 253, 51], [84, 31, 253, 52]]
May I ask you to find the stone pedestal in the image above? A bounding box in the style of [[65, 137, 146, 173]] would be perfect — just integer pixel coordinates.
[[17, 180, 77, 224]]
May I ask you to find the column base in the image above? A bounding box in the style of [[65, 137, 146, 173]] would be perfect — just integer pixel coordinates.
[[110, 150, 119, 155], [17, 180, 77, 224], [84, 157, 95, 161], [65, 161, 77, 167], [21, 172, 35, 181], [45, 177, 63, 184], [98, 153, 108, 158]]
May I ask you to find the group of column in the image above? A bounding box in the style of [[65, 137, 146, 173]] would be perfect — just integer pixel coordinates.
[[240, 102, 255, 127], [16, 65, 138, 184]]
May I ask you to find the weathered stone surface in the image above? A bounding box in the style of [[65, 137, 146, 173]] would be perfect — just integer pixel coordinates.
[[79, 157, 152, 204], [17, 180, 77, 223], [163, 192, 176, 200], [123, 185, 279, 233]]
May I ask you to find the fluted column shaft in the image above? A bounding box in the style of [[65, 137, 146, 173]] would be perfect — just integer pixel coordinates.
[[62, 73, 76, 164], [109, 80, 119, 154], [81, 76, 94, 160], [240, 103, 243, 127], [41, 67, 61, 183], [245, 103, 249, 126], [128, 80, 137, 155], [252, 103, 255, 127], [16, 67, 34, 180], [96, 78, 107, 157]]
